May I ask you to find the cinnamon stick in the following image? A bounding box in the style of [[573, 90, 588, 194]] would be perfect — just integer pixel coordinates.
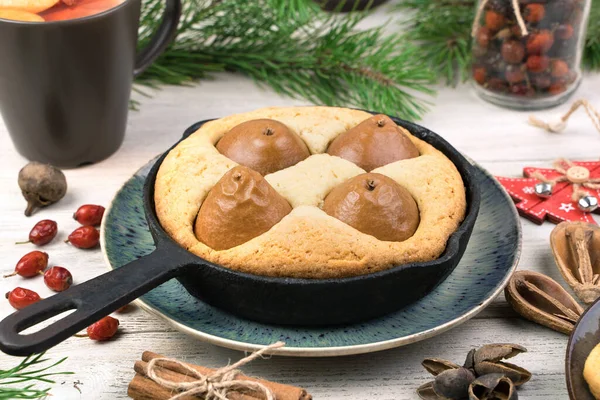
[[131, 361, 259, 400], [127, 351, 311, 400]]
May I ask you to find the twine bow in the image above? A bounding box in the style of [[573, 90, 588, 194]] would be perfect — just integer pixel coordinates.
[[471, 0, 528, 38], [529, 99, 600, 133], [531, 158, 600, 202], [146, 342, 285, 400]]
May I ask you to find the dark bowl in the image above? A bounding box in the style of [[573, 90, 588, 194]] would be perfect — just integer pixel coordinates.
[[567, 297, 600, 399], [143, 116, 481, 326]]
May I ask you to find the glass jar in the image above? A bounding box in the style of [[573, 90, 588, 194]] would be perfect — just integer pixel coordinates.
[[470, 0, 591, 109]]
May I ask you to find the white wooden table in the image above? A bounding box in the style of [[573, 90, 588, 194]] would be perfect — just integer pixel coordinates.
[[2, 16, 600, 399]]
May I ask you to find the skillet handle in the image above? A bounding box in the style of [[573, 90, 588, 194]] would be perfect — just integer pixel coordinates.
[[0, 246, 190, 356]]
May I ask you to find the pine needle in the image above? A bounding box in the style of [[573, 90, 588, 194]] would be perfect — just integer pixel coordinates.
[[0, 352, 73, 399]]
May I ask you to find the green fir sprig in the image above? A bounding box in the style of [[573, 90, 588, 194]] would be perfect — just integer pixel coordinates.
[[0, 352, 73, 399], [135, 0, 435, 120]]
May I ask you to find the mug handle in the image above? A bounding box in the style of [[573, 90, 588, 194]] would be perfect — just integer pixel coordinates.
[[133, 0, 182, 78]]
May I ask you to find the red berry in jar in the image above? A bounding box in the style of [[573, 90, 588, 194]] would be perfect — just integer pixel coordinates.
[[73, 204, 105, 226], [549, 82, 567, 94], [524, 4, 545, 23], [531, 74, 552, 89], [555, 24, 574, 40], [501, 40, 525, 63], [505, 65, 525, 83], [526, 55, 550, 73], [476, 27, 492, 48], [486, 78, 509, 92], [509, 83, 535, 97], [485, 10, 506, 31], [43, 266, 73, 292], [551, 59, 570, 78], [526, 31, 554, 54], [66, 226, 100, 249], [473, 67, 487, 85], [17, 220, 57, 246], [6, 287, 41, 310], [87, 316, 119, 341], [4, 251, 48, 278]]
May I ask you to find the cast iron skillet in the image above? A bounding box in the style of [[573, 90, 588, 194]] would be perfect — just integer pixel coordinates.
[[0, 114, 480, 356]]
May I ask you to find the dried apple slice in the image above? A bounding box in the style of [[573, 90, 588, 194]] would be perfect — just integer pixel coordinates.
[[0, 0, 58, 14], [0, 8, 44, 20]]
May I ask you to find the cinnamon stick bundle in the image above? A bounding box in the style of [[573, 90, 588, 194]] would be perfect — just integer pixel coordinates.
[[127, 351, 311, 400]]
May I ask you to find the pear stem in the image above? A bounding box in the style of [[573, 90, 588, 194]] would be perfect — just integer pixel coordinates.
[[367, 180, 377, 191], [263, 127, 275, 136], [24, 201, 36, 217]]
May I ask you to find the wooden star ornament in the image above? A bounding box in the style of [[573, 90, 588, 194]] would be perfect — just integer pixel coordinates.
[[496, 159, 600, 225]]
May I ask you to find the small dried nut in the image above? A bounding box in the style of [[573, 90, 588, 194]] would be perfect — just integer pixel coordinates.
[[468, 373, 518, 400], [474, 361, 532, 386], [433, 367, 476, 399], [505, 270, 583, 334], [473, 344, 527, 365], [18, 162, 67, 217], [417, 381, 440, 400], [422, 358, 460, 376], [550, 221, 600, 304]]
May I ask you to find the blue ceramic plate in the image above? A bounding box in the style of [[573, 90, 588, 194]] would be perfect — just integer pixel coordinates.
[[566, 297, 600, 400], [101, 158, 521, 357]]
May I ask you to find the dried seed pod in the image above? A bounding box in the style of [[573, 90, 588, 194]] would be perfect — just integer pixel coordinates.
[[433, 368, 476, 399], [463, 349, 476, 370], [505, 270, 583, 334], [422, 358, 460, 376], [474, 361, 532, 386], [18, 162, 67, 216], [550, 221, 600, 304], [417, 382, 440, 400], [468, 373, 518, 400], [473, 343, 527, 365]]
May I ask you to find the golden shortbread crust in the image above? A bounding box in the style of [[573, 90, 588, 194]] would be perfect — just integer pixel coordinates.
[[154, 107, 467, 279]]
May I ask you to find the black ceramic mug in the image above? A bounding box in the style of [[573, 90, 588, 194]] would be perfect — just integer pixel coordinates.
[[0, 0, 181, 167]]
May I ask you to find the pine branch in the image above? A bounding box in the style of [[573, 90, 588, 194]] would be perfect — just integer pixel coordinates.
[[0, 352, 73, 399], [135, 0, 434, 120], [584, 0, 600, 69]]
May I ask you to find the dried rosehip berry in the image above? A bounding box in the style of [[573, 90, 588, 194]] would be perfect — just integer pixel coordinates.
[[6, 287, 41, 310], [66, 226, 100, 249], [487, 0, 509, 14], [73, 204, 105, 226], [509, 83, 535, 97], [4, 251, 48, 278], [549, 0, 575, 18], [549, 82, 567, 94], [524, 4, 545, 22], [87, 316, 119, 341], [501, 40, 525, 63], [555, 24, 574, 40], [531, 74, 552, 89], [476, 27, 492, 48], [526, 55, 550, 73], [43, 266, 73, 292], [551, 59, 570, 78], [16, 220, 57, 246], [510, 24, 525, 38], [526, 30, 554, 54], [487, 78, 509, 92], [485, 10, 506, 31], [505, 65, 525, 83], [473, 67, 487, 85]]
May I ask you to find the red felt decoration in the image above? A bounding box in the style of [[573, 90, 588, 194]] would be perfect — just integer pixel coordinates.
[[496, 160, 600, 225]]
